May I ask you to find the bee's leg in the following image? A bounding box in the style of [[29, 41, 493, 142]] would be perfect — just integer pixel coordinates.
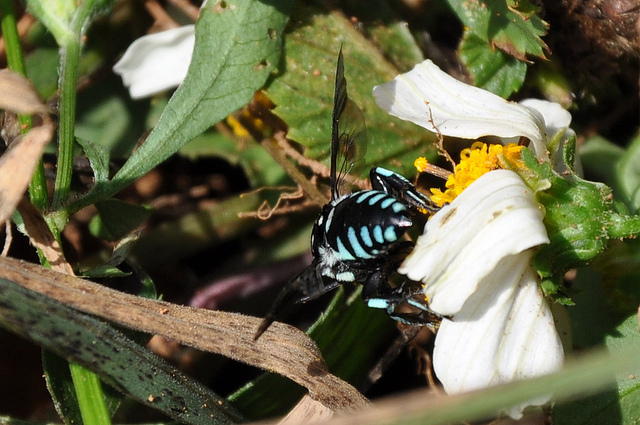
[[363, 284, 436, 328], [254, 275, 303, 340], [369, 167, 438, 213], [361, 269, 405, 313], [255, 265, 340, 340], [361, 267, 442, 328], [387, 293, 442, 328], [388, 310, 441, 328], [359, 241, 412, 308]]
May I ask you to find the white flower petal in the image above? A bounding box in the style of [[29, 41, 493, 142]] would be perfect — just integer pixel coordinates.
[[398, 170, 549, 316], [520, 98, 581, 175], [373, 60, 547, 155], [519, 98, 572, 136], [433, 258, 564, 418], [113, 25, 195, 99]]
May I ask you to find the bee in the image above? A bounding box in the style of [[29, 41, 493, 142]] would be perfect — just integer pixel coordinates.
[[255, 49, 439, 339]]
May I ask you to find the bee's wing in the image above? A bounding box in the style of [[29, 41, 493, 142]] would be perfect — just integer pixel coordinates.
[[330, 48, 367, 201]]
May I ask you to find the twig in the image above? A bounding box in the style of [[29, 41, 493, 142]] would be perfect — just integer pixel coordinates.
[[1, 220, 11, 256], [425, 101, 455, 168], [167, 0, 200, 21], [144, 0, 180, 30]]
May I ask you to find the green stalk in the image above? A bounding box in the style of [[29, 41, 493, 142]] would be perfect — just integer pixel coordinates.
[[33, 7, 112, 425], [0, 0, 26, 74], [0, 0, 49, 210], [69, 362, 112, 425], [52, 36, 82, 210], [606, 212, 640, 240], [55, 32, 113, 425]]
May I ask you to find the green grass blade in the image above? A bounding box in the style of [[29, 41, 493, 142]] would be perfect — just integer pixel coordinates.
[[0, 277, 244, 425]]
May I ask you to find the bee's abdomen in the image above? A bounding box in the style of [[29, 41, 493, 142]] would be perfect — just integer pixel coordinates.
[[323, 190, 412, 261]]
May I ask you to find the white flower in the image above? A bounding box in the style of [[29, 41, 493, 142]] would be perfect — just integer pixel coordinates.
[[374, 60, 569, 418], [113, 25, 195, 99], [400, 170, 549, 314], [400, 170, 563, 418]]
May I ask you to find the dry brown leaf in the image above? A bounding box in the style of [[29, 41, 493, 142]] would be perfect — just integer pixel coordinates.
[[0, 255, 369, 413], [0, 69, 51, 114], [16, 199, 74, 275], [278, 395, 335, 425], [0, 118, 55, 223]]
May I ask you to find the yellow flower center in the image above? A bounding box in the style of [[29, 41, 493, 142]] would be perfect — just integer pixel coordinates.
[[418, 142, 523, 207]]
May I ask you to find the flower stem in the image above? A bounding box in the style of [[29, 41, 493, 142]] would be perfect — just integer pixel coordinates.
[[0, 0, 26, 74], [0, 0, 49, 210], [44, 12, 113, 425], [52, 37, 82, 210], [606, 212, 640, 240]]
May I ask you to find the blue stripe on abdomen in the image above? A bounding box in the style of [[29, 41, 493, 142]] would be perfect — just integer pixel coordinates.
[[335, 236, 356, 260], [360, 226, 373, 247], [380, 197, 395, 209], [384, 225, 399, 242], [348, 226, 373, 259], [356, 191, 375, 203], [367, 192, 387, 206], [392, 201, 406, 213], [373, 225, 385, 244]]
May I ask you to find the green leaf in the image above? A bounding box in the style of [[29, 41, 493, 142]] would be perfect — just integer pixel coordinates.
[[343, 0, 424, 72], [43, 350, 85, 425], [130, 192, 264, 270], [459, 30, 527, 98], [81, 266, 131, 278], [68, 362, 113, 425], [309, 288, 396, 384], [518, 147, 614, 293], [68, 0, 292, 212], [555, 311, 640, 425], [77, 137, 111, 186], [0, 276, 244, 425], [265, 4, 437, 181], [43, 350, 121, 425], [615, 132, 640, 214], [605, 316, 640, 422], [25, 47, 60, 100], [580, 133, 640, 220], [75, 75, 150, 158], [446, 0, 548, 61], [565, 267, 620, 349], [90, 199, 152, 241], [579, 135, 625, 191], [528, 59, 574, 108], [367, 20, 424, 73], [526, 135, 640, 298], [589, 237, 640, 316]]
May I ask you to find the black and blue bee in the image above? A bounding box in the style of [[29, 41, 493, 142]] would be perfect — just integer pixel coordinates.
[[255, 50, 439, 339]]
